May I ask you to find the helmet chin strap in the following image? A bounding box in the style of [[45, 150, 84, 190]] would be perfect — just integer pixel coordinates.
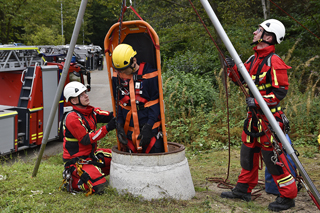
[[250, 30, 273, 46], [129, 62, 137, 73], [71, 96, 87, 107]]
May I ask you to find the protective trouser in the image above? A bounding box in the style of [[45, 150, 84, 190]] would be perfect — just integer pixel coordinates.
[[64, 148, 112, 194], [236, 115, 297, 199]]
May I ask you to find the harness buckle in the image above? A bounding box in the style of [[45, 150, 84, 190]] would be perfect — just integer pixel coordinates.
[[78, 159, 89, 164], [156, 131, 163, 139], [281, 113, 290, 133], [133, 74, 143, 81]]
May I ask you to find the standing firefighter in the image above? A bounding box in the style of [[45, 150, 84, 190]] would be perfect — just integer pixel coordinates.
[[112, 44, 164, 153], [60, 81, 116, 195], [220, 19, 297, 211]]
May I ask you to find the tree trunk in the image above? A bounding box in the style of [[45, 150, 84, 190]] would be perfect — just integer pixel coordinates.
[[267, 0, 270, 19], [261, 0, 267, 20]]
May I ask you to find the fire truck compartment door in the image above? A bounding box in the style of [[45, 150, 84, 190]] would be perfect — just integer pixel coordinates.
[[41, 65, 59, 141], [0, 109, 17, 155]]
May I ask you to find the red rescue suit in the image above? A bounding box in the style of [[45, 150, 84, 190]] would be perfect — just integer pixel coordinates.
[[228, 45, 297, 199], [62, 105, 113, 194]]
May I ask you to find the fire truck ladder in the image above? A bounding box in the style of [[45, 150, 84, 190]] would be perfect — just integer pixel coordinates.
[[0, 46, 45, 150], [18, 66, 36, 108], [0, 46, 45, 72], [15, 66, 37, 149]]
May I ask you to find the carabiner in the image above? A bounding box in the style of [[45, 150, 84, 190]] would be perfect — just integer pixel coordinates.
[[78, 159, 89, 164]]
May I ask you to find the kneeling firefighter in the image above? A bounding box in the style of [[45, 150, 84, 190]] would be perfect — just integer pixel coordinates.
[[112, 44, 164, 153], [60, 81, 116, 195]]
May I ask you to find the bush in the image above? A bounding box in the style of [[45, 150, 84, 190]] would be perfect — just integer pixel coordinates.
[[163, 68, 218, 121], [162, 38, 320, 150]]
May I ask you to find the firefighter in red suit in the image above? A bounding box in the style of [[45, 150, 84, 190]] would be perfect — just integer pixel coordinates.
[[220, 19, 297, 211], [61, 81, 116, 195]]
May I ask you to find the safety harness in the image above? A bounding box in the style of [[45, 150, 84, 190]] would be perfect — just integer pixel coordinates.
[[60, 110, 111, 196], [243, 53, 289, 138], [114, 63, 161, 153]]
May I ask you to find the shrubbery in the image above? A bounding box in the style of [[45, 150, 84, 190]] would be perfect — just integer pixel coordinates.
[[162, 38, 320, 151]]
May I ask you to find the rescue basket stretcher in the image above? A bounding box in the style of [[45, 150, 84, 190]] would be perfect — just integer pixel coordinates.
[[104, 20, 168, 152]]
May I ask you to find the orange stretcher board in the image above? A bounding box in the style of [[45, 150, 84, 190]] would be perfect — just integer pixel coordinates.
[[104, 20, 168, 152]]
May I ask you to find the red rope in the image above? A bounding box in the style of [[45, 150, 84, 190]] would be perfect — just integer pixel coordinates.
[[128, 6, 160, 50], [188, 0, 233, 187], [268, 0, 320, 41]]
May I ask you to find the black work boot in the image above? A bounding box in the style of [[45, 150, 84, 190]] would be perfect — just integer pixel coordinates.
[[268, 196, 295, 212], [94, 181, 109, 195], [220, 187, 252, 201]]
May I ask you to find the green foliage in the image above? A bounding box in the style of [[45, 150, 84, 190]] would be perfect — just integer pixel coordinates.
[[162, 43, 220, 77], [162, 36, 320, 150], [301, 146, 319, 158], [25, 25, 64, 45], [0, 0, 27, 44], [1, 0, 320, 150], [163, 68, 218, 120]]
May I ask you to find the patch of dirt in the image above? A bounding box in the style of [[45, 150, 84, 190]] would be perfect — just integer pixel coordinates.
[[201, 182, 319, 212]]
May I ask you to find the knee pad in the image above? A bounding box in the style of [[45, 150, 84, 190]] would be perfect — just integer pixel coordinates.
[[240, 144, 261, 171], [261, 149, 284, 175]]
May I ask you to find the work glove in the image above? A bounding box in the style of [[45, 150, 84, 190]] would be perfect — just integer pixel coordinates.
[[138, 123, 153, 147], [246, 97, 256, 108], [105, 117, 116, 132], [117, 123, 128, 145], [224, 56, 235, 68], [107, 112, 114, 122]]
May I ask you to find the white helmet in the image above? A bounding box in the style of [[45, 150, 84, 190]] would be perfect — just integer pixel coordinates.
[[260, 19, 285, 44], [64, 81, 87, 102]]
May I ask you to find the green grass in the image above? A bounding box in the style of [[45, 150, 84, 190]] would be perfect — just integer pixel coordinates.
[[1, 145, 318, 212]]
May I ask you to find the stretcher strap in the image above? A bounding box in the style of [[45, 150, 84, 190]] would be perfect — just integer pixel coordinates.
[[145, 137, 157, 154], [113, 70, 158, 79], [123, 109, 132, 134], [126, 139, 137, 153], [139, 71, 158, 79], [127, 137, 156, 154], [120, 98, 159, 134], [129, 75, 141, 150], [127, 121, 161, 132], [127, 121, 160, 153], [120, 99, 159, 110]]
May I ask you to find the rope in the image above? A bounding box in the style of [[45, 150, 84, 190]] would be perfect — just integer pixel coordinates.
[[115, 0, 127, 151], [118, 0, 126, 45], [188, 0, 233, 188], [128, 6, 160, 50], [268, 0, 320, 41], [188, 0, 301, 196]]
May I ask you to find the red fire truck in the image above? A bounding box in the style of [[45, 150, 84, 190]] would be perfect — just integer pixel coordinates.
[[0, 45, 90, 155]]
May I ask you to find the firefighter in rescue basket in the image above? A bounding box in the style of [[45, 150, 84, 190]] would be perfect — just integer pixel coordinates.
[[220, 19, 298, 212], [60, 81, 116, 195], [112, 44, 164, 153]]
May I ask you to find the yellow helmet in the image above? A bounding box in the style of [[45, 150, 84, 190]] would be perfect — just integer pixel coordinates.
[[112, 44, 137, 70]]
